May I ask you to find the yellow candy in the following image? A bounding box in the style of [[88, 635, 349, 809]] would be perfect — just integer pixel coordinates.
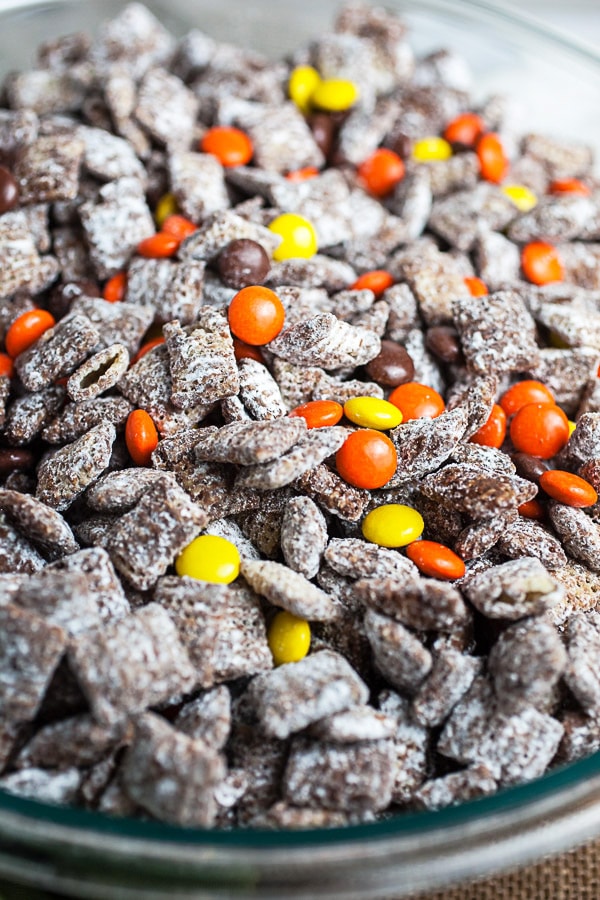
[[267, 611, 311, 666], [269, 213, 318, 261], [568, 420, 577, 436], [502, 184, 538, 212], [412, 137, 452, 163], [289, 65, 321, 114], [175, 534, 240, 584], [343, 396, 402, 430], [311, 78, 359, 113], [362, 503, 424, 548], [154, 192, 178, 226]]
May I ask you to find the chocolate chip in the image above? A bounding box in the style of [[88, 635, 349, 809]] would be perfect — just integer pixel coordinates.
[[365, 339, 415, 386], [308, 113, 336, 160], [0, 165, 19, 214], [217, 239, 271, 290], [425, 326, 463, 364], [511, 452, 549, 485], [48, 280, 101, 320], [0, 448, 35, 477]]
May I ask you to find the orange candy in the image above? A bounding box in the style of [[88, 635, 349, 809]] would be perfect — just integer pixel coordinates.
[[137, 233, 179, 259], [521, 241, 564, 285], [351, 270, 394, 296], [5, 309, 56, 359], [509, 402, 570, 459], [200, 126, 253, 167], [336, 429, 397, 489], [549, 178, 591, 197], [0, 352, 14, 377], [443, 112, 485, 148], [388, 382, 445, 421], [470, 403, 507, 449], [285, 167, 320, 181], [464, 276, 488, 297], [476, 132, 509, 183], [232, 337, 265, 364], [125, 409, 159, 466], [499, 380, 555, 417], [227, 285, 285, 345], [357, 148, 405, 198], [518, 498, 546, 520], [131, 336, 165, 366], [103, 271, 127, 303], [405, 540, 466, 581], [539, 469, 598, 508], [161, 214, 197, 242], [289, 399, 343, 429]]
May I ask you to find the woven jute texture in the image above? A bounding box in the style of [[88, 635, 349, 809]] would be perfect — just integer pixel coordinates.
[[407, 837, 600, 900]]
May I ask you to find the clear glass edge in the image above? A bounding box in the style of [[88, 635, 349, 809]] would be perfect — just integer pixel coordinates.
[[0, 0, 599, 854]]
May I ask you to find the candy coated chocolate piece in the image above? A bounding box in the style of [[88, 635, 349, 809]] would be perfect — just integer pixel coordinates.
[[366, 340, 415, 386], [0, 165, 18, 214], [217, 239, 271, 289]]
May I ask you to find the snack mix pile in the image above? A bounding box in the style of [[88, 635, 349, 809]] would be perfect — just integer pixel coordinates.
[[2, 1, 600, 830]]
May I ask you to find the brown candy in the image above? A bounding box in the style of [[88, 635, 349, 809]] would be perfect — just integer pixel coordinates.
[[308, 113, 336, 160], [217, 239, 270, 289], [511, 452, 549, 485], [0, 448, 35, 477], [48, 280, 101, 320], [0, 165, 18, 214], [365, 339, 415, 386], [425, 325, 463, 364]]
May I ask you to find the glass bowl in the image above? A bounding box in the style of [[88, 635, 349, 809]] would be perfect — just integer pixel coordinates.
[[1, 0, 600, 897]]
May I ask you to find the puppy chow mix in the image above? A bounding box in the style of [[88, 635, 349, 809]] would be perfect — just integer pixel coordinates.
[[2, 1, 600, 828]]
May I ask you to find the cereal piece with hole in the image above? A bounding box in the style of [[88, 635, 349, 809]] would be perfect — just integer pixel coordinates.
[[461, 557, 564, 620], [488, 617, 567, 712], [240, 559, 339, 621], [104, 480, 206, 591], [0, 603, 67, 723], [42, 396, 133, 445], [164, 310, 239, 410], [280, 496, 327, 579], [154, 577, 272, 686], [364, 608, 432, 693], [0, 489, 78, 559], [234, 426, 347, 491], [79, 177, 155, 279], [120, 712, 225, 827], [46, 547, 130, 623], [283, 736, 396, 814], [67, 343, 129, 403], [246, 648, 368, 740], [413, 764, 497, 811], [36, 422, 116, 512], [68, 603, 196, 726]]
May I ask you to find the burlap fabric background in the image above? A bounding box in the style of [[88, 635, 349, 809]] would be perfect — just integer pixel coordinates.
[[2, 839, 600, 898]]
